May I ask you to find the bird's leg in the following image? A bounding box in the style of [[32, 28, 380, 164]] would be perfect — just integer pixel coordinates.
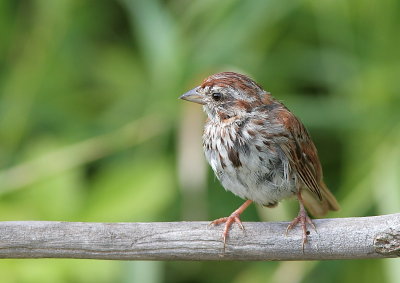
[[286, 192, 316, 250], [210, 200, 253, 248]]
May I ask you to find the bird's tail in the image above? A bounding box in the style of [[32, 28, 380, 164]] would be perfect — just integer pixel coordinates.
[[302, 181, 340, 217]]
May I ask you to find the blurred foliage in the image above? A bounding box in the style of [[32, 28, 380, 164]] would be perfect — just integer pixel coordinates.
[[0, 0, 399, 282]]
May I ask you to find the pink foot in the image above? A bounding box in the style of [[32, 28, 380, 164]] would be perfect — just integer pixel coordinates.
[[286, 193, 316, 250], [210, 200, 252, 248], [210, 212, 244, 247]]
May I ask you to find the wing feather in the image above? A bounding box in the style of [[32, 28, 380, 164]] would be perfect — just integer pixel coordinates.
[[277, 111, 323, 200]]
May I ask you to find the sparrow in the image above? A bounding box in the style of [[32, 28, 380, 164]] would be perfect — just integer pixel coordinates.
[[179, 71, 339, 249]]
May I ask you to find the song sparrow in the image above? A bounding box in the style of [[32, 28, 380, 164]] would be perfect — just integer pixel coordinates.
[[179, 72, 339, 249]]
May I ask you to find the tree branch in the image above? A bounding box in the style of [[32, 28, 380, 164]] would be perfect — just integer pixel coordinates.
[[0, 214, 399, 260]]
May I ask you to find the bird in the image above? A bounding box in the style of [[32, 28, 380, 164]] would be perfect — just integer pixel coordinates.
[[179, 71, 339, 249]]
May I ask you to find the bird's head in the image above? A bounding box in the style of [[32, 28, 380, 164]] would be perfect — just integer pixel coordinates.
[[180, 72, 272, 122]]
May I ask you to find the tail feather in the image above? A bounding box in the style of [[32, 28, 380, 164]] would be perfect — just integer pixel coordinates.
[[302, 182, 340, 217]]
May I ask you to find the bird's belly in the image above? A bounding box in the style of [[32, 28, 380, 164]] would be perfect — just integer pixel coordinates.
[[204, 145, 297, 206], [219, 167, 295, 205]]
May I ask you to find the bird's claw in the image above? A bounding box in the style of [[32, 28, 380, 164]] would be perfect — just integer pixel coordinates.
[[286, 209, 316, 251], [210, 212, 244, 249]]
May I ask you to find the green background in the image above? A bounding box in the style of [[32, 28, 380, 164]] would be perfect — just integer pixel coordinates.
[[1, 0, 399, 282]]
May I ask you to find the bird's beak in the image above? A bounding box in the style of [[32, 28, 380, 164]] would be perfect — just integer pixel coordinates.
[[179, 87, 206, 105]]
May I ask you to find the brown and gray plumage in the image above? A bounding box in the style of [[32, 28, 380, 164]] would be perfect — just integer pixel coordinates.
[[180, 72, 339, 248]]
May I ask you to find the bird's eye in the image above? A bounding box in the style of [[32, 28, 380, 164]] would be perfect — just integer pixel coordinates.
[[211, 92, 222, 101]]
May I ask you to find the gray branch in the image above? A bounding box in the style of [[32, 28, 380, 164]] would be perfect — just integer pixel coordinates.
[[0, 214, 399, 260]]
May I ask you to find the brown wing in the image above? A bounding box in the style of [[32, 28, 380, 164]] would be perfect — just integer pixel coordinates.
[[276, 107, 340, 216]]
